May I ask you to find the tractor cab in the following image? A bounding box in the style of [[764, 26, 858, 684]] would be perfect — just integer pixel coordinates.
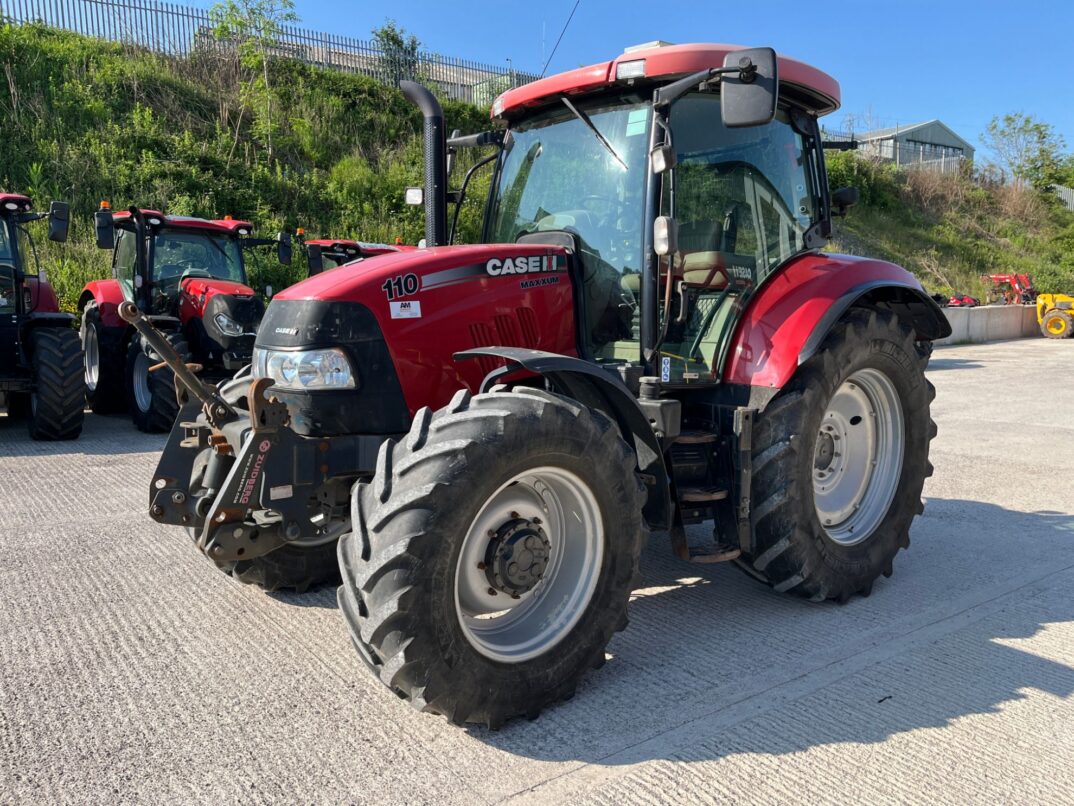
[[0, 193, 84, 440], [304, 238, 410, 275], [473, 44, 843, 383], [80, 205, 291, 432]]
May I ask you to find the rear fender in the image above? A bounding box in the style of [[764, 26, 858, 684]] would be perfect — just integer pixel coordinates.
[[724, 253, 951, 392], [456, 346, 671, 530], [25, 277, 62, 313]]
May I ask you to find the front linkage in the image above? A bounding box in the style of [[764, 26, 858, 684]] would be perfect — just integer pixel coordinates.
[[124, 303, 382, 564]]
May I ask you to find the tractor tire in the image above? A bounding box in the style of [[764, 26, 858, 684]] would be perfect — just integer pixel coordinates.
[[338, 387, 645, 728], [737, 308, 935, 603], [126, 331, 191, 433], [81, 303, 126, 413], [1041, 309, 1073, 339], [26, 328, 85, 441]]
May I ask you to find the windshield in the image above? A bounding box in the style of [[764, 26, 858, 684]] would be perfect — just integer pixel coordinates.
[[152, 230, 245, 284], [488, 95, 651, 356]]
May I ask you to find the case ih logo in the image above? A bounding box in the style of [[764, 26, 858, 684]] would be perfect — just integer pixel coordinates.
[[485, 256, 562, 276]]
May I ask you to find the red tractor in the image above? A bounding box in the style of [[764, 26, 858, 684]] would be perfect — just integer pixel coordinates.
[[79, 205, 291, 432], [984, 272, 1037, 305], [0, 193, 84, 439], [305, 238, 414, 275], [140, 43, 950, 727]]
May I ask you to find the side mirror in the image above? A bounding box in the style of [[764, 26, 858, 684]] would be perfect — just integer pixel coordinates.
[[405, 187, 424, 206], [307, 243, 324, 276], [276, 231, 292, 266], [831, 186, 859, 217], [653, 216, 679, 256], [95, 210, 115, 250], [47, 201, 70, 243], [721, 47, 778, 128], [651, 144, 676, 174], [265, 284, 273, 298]]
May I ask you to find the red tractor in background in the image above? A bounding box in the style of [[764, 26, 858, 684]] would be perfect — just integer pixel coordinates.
[[140, 43, 951, 727], [79, 205, 291, 432], [984, 272, 1037, 305], [304, 237, 414, 275], [0, 193, 84, 440]]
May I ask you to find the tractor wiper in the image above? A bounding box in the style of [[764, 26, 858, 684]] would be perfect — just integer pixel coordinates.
[[561, 97, 627, 171]]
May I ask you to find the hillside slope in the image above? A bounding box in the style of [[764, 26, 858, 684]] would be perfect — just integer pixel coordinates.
[[827, 152, 1074, 297]]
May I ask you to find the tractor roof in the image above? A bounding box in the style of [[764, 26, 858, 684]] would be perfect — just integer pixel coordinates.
[[111, 209, 255, 235], [0, 193, 33, 213], [492, 42, 840, 121]]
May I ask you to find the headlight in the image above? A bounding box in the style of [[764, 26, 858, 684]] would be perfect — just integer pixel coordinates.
[[252, 347, 357, 390], [214, 312, 245, 337]]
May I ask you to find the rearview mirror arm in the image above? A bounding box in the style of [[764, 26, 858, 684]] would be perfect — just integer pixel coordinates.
[[448, 151, 500, 245], [652, 61, 756, 109]]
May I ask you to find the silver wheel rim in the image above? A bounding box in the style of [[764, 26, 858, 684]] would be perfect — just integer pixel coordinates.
[[133, 351, 152, 413], [454, 466, 604, 663], [83, 325, 99, 392], [813, 368, 904, 546]]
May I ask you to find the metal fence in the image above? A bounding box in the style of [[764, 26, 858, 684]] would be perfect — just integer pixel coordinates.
[[0, 0, 538, 104], [1055, 184, 1074, 212]]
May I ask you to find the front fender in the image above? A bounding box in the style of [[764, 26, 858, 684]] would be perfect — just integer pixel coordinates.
[[456, 347, 671, 530], [81, 279, 128, 328], [723, 253, 950, 389]]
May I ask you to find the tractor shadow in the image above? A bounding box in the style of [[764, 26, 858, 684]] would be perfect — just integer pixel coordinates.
[[459, 498, 1074, 767], [0, 410, 167, 458], [926, 355, 985, 371]]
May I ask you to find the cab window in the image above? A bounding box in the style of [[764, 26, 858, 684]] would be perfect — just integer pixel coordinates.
[[113, 229, 138, 302], [658, 94, 817, 382]]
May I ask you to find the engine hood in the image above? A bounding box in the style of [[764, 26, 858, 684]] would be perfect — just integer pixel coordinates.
[[181, 277, 256, 299], [274, 244, 568, 304]]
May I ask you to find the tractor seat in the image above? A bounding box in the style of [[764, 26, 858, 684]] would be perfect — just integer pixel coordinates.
[[681, 252, 730, 289]]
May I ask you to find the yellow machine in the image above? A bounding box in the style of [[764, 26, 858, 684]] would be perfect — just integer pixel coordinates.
[[1037, 293, 1074, 338]]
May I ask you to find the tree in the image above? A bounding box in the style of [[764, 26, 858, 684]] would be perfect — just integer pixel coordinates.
[[372, 20, 420, 86], [981, 113, 1066, 190], [210, 0, 298, 164]]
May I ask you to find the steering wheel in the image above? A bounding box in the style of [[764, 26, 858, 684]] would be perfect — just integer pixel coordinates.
[[579, 195, 618, 224], [179, 268, 213, 283]]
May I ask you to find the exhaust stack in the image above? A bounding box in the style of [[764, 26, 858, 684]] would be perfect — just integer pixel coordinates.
[[400, 81, 447, 247]]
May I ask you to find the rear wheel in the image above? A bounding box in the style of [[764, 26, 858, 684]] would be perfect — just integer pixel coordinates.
[[27, 328, 85, 441], [738, 309, 935, 602], [1041, 309, 1073, 339], [126, 332, 190, 433], [338, 388, 645, 728], [81, 303, 126, 413]]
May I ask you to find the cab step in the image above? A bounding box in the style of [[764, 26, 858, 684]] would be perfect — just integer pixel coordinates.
[[674, 430, 720, 445], [679, 486, 729, 503]]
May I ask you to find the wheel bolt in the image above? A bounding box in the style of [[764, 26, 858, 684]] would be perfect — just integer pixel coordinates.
[[151, 505, 163, 517], [487, 587, 497, 596]]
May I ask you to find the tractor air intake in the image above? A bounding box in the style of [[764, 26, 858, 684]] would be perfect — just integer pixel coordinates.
[[400, 81, 447, 247]]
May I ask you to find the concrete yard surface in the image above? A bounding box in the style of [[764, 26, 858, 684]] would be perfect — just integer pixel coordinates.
[[1, 337, 1073, 804]]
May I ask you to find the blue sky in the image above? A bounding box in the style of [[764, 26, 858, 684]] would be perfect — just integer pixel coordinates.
[[200, 0, 1071, 161]]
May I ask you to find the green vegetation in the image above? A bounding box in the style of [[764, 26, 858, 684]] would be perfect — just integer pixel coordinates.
[[0, 22, 1072, 310], [0, 22, 491, 308], [827, 151, 1074, 297]]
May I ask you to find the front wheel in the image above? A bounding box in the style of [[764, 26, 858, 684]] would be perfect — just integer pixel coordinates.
[[1041, 309, 1073, 339], [739, 308, 936, 602], [126, 332, 190, 433], [338, 387, 645, 728]]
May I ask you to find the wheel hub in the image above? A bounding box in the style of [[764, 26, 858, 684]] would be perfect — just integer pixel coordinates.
[[484, 518, 551, 597]]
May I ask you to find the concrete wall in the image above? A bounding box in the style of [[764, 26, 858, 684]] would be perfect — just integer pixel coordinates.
[[934, 304, 1039, 346]]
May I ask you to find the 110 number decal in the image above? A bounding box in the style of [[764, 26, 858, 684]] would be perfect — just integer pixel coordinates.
[[382, 273, 420, 300]]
